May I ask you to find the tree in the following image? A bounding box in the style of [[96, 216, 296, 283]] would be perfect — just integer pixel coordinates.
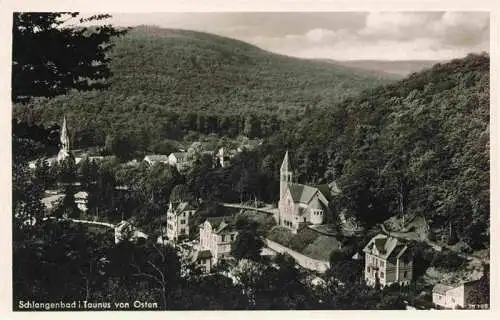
[[129, 243, 181, 308], [57, 156, 77, 184], [231, 217, 264, 261], [328, 251, 363, 284], [33, 158, 55, 189], [12, 13, 126, 102]]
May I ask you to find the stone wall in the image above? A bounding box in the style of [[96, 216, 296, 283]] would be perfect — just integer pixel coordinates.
[[265, 239, 329, 273]]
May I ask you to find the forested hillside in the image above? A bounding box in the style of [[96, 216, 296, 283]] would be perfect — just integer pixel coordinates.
[[262, 53, 489, 250], [12, 26, 393, 151]]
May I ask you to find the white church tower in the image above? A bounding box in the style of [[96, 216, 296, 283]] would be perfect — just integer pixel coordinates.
[[57, 116, 71, 162]]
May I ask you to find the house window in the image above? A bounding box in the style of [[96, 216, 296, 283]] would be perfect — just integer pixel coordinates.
[[403, 271, 408, 279], [231, 234, 235, 241], [180, 219, 186, 225], [221, 235, 225, 242], [180, 228, 185, 234], [380, 260, 385, 267], [380, 271, 384, 278]]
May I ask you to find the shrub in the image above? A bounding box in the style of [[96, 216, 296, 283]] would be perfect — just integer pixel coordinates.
[[431, 250, 468, 272]]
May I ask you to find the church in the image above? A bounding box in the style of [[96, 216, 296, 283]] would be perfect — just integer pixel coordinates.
[[276, 151, 335, 234], [57, 116, 72, 162]]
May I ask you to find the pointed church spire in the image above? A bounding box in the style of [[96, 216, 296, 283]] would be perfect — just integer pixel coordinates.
[[57, 115, 71, 162], [60, 116, 69, 150], [281, 150, 289, 173], [280, 151, 292, 200]]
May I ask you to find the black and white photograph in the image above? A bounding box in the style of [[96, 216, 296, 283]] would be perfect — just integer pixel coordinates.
[[5, 1, 494, 315]]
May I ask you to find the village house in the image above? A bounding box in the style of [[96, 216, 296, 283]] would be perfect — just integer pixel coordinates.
[[199, 217, 238, 265], [363, 234, 413, 288], [74, 191, 88, 212], [215, 147, 238, 168], [168, 152, 190, 171], [114, 220, 148, 244], [276, 151, 335, 233], [165, 201, 197, 242], [192, 249, 214, 273], [432, 280, 489, 309]]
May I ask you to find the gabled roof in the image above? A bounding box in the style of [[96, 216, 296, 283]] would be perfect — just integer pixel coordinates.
[[144, 154, 169, 162], [171, 152, 188, 160], [205, 216, 234, 233], [363, 234, 409, 260], [74, 191, 88, 199], [433, 284, 453, 294], [314, 184, 334, 202], [194, 249, 213, 261], [176, 202, 195, 213], [204, 216, 235, 233], [289, 183, 322, 204]]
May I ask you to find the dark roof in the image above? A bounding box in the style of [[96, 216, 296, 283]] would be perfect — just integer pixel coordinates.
[[363, 234, 409, 260], [176, 202, 195, 213], [205, 216, 235, 233], [314, 184, 334, 202], [197, 250, 212, 260], [374, 238, 387, 254], [289, 184, 319, 204]]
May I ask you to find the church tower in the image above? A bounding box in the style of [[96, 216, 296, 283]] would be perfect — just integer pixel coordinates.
[[280, 151, 292, 200], [57, 116, 71, 162]]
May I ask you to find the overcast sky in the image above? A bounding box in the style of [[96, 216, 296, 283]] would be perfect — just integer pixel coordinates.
[[103, 12, 489, 60]]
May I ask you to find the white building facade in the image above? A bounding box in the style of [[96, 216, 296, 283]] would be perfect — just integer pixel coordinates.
[[165, 202, 196, 242], [199, 217, 238, 265], [363, 234, 413, 288]]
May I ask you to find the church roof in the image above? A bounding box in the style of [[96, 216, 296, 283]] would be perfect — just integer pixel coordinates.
[[288, 183, 323, 204], [314, 184, 336, 201]]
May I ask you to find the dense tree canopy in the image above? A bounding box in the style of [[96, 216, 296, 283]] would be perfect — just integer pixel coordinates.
[[12, 13, 126, 102]]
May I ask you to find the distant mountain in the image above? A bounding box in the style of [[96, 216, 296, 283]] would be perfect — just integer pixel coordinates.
[[13, 26, 395, 149], [324, 59, 446, 78]]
